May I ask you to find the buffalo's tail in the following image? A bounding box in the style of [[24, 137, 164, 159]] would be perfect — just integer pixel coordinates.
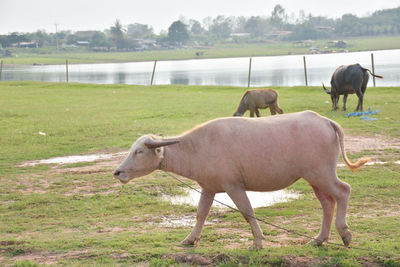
[[330, 121, 371, 171], [322, 83, 331, 94], [363, 67, 384, 79]]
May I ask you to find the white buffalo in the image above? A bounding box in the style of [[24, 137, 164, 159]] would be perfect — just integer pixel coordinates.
[[114, 111, 370, 249]]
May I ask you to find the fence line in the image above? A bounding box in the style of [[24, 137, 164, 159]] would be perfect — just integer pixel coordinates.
[[371, 53, 376, 87], [247, 58, 252, 87], [66, 59, 69, 83], [150, 60, 157, 86], [303, 56, 308, 87], [0, 60, 3, 81], [0, 53, 390, 87]]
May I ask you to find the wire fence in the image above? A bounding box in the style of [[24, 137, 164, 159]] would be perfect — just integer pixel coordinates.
[[1, 50, 398, 86]]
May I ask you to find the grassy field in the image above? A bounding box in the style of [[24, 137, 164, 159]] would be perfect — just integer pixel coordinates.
[[0, 82, 399, 266], [2, 36, 400, 65]]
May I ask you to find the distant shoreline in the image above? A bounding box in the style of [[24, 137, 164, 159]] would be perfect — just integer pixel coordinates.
[[2, 36, 400, 66]]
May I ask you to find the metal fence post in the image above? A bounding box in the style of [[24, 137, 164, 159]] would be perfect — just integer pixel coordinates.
[[303, 56, 308, 86], [247, 57, 252, 88], [150, 60, 157, 86], [66, 59, 69, 83], [0, 60, 3, 81], [371, 53, 376, 87]]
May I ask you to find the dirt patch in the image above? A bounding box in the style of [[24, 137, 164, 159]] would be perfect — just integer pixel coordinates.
[[282, 255, 322, 267], [12, 249, 92, 265], [163, 253, 213, 266], [54, 157, 123, 175], [351, 205, 400, 219], [63, 181, 121, 196], [344, 134, 400, 153]]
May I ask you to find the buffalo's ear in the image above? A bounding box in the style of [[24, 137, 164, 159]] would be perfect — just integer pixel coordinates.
[[144, 138, 180, 149]]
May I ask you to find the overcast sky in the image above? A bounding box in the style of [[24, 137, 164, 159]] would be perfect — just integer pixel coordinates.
[[1, 0, 399, 34]]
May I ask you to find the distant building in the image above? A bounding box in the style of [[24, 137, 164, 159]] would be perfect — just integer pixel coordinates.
[[315, 26, 335, 32], [76, 41, 90, 46], [266, 31, 292, 39], [309, 46, 320, 54], [230, 33, 251, 37], [74, 31, 98, 40], [294, 40, 315, 46], [332, 40, 347, 48], [14, 42, 39, 48]]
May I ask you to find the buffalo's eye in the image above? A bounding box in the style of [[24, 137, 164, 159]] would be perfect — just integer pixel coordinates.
[[134, 150, 143, 155]]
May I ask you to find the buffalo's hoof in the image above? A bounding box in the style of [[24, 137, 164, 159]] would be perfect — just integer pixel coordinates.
[[248, 241, 263, 250], [180, 237, 199, 247], [307, 238, 324, 246], [341, 232, 352, 247]]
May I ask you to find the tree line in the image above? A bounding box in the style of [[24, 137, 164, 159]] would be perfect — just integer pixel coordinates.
[[1, 5, 399, 50]]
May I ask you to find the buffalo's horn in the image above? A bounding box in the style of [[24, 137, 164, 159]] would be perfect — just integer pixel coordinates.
[[144, 138, 180, 148]]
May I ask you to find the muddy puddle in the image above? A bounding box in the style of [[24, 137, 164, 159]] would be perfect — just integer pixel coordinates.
[[159, 189, 301, 227], [19, 152, 128, 167], [158, 215, 220, 227], [337, 160, 388, 168], [163, 188, 301, 210]]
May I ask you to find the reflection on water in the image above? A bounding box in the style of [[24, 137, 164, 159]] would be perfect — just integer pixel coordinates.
[[163, 188, 301, 210], [3, 49, 400, 86]]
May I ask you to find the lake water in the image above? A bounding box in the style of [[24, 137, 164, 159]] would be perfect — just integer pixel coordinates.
[[2, 49, 400, 86]]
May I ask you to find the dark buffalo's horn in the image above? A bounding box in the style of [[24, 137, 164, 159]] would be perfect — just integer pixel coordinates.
[[322, 83, 331, 94], [144, 138, 180, 149]]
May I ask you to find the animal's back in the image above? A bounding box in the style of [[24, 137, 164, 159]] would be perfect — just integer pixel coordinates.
[[183, 111, 339, 191], [247, 89, 277, 107], [333, 64, 365, 87]]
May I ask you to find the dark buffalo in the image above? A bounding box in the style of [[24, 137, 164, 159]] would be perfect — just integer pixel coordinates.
[[322, 64, 383, 111]]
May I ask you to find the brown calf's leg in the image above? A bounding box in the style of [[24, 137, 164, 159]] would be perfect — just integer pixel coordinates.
[[269, 106, 276, 115]]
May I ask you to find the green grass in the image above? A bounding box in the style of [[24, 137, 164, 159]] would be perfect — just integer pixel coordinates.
[[2, 36, 400, 65], [0, 81, 399, 266]]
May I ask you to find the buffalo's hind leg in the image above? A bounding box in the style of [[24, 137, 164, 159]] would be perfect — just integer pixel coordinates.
[[181, 189, 215, 246], [332, 95, 339, 110], [355, 91, 364, 111], [308, 185, 335, 246], [317, 178, 352, 247], [225, 185, 265, 250]]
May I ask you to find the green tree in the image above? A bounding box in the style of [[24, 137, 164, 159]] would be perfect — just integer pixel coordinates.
[[90, 32, 109, 47], [127, 23, 154, 38], [271, 4, 287, 28], [110, 19, 125, 49], [168, 21, 189, 43], [210, 16, 232, 39], [190, 20, 204, 35]]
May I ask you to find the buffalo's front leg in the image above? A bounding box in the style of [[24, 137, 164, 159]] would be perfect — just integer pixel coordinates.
[[355, 91, 364, 111], [225, 185, 265, 250], [342, 94, 348, 111], [181, 189, 215, 246]]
